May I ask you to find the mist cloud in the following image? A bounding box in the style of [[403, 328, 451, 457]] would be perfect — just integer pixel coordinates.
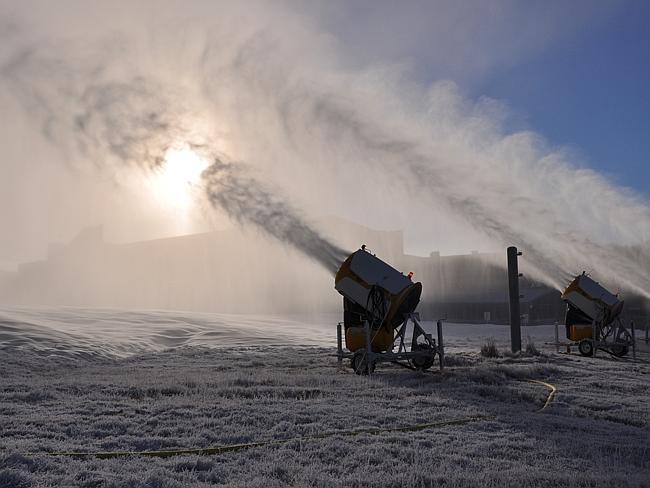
[[1, 33, 347, 274], [202, 160, 347, 273], [1, 1, 649, 299]]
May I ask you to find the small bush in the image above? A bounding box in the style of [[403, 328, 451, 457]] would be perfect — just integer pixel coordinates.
[[525, 337, 540, 356], [159, 385, 184, 396], [480, 338, 500, 358], [0, 469, 29, 488], [442, 354, 472, 367], [10, 390, 56, 403], [0, 454, 41, 472]]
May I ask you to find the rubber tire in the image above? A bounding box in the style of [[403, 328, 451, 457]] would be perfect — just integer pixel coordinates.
[[578, 339, 594, 357], [351, 349, 375, 375], [611, 329, 630, 357], [610, 343, 628, 357], [410, 343, 435, 370]]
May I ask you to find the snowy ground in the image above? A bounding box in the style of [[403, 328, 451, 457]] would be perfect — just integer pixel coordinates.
[[0, 307, 648, 487]]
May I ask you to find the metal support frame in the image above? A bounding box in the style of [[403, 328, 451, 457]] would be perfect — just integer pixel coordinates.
[[336, 313, 444, 374], [364, 320, 373, 370], [548, 316, 637, 360], [592, 319, 598, 358]]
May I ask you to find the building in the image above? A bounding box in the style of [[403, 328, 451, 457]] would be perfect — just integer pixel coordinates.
[[1, 219, 647, 325]]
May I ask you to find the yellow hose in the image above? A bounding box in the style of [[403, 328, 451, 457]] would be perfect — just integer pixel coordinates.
[[39, 376, 558, 459], [44, 415, 492, 459], [527, 379, 557, 411]]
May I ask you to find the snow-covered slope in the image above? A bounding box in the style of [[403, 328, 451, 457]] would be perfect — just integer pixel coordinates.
[[0, 306, 564, 359], [0, 307, 337, 358], [0, 306, 648, 486]]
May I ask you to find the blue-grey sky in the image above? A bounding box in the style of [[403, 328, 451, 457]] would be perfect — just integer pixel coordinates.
[[476, 1, 650, 195], [311, 0, 650, 196], [1, 0, 649, 290]]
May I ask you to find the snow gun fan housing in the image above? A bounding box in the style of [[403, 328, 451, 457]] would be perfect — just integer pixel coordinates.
[[334, 247, 422, 353], [561, 272, 633, 357], [562, 273, 624, 329]]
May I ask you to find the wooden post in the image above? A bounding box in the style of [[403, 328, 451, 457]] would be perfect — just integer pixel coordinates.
[[437, 320, 445, 371], [507, 247, 522, 353], [631, 321, 636, 361], [337, 322, 343, 366]]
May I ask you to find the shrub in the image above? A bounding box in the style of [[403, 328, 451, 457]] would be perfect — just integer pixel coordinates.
[[442, 354, 472, 367], [525, 337, 540, 356], [480, 337, 500, 358], [0, 469, 29, 488]]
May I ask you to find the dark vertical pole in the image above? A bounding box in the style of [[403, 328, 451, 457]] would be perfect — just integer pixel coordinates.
[[337, 322, 343, 366], [437, 320, 444, 371], [507, 246, 522, 353], [364, 320, 373, 375]]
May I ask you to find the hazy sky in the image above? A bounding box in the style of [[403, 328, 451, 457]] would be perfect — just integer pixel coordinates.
[[0, 0, 648, 298], [474, 2, 650, 194], [308, 0, 650, 194]]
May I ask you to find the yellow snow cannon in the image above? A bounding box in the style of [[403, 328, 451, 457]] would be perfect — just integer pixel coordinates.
[[334, 246, 442, 374], [561, 272, 633, 357]]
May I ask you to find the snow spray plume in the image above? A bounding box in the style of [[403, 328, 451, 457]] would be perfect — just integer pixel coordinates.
[[1, 39, 347, 274], [202, 160, 348, 273], [272, 92, 574, 289], [264, 85, 650, 297], [2, 44, 183, 170], [3, 5, 650, 299]]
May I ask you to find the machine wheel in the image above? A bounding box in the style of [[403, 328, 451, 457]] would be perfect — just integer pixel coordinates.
[[578, 339, 594, 357], [611, 329, 631, 357], [410, 343, 435, 370], [610, 344, 628, 357], [351, 349, 375, 375]]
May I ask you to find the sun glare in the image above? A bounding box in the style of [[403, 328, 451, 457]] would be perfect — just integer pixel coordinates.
[[152, 145, 209, 209]]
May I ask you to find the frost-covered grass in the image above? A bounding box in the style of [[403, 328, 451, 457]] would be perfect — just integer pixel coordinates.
[[1, 345, 649, 487], [0, 309, 649, 486]]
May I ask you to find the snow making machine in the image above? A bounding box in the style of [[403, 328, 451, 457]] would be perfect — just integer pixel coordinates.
[[334, 246, 443, 374], [562, 272, 635, 357]]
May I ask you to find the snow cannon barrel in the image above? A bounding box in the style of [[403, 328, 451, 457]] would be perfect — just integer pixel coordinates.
[[334, 247, 422, 352], [561, 273, 624, 340]]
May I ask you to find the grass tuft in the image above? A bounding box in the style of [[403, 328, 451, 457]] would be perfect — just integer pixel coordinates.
[[524, 337, 541, 357], [480, 337, 500, 358]]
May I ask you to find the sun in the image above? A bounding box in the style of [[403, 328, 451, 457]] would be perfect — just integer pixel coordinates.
[[151, 144, 209, 208]]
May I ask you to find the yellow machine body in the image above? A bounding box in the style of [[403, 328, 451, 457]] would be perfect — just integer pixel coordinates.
[[562, 274, 622, 323], [345, 324, 394, 353], [568, 325, 593, 342], [561, 273, 624, 342], [334, 248, 422, 353]]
